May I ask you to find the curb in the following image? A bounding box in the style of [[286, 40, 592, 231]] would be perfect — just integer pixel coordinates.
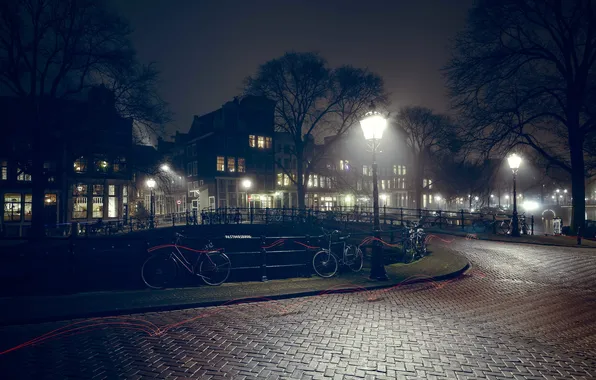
[[1, 257, 470, 327], [428, 230, 596, 249]]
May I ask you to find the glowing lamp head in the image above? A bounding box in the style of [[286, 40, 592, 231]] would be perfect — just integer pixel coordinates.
[[161, 164, 170, 172], [146, 178, 156, 189], [359, 109, 387, 141], [242, 179, 252, 189], [507, 153, 522, 170]]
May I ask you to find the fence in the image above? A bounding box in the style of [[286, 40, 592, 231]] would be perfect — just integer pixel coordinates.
[[33, 206, 535, 238]]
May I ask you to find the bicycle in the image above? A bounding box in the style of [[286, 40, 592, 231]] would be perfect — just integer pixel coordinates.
[[312, 229, 364, 278], [402, 221, 427, 263], [141, 232, 231, 289]]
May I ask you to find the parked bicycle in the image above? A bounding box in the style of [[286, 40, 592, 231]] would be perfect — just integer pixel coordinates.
[[312, 229, 364, 278], [141, 232, 231, 289], [402, 221, 427, 263]]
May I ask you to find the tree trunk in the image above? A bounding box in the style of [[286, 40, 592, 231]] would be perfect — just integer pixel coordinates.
[[296, 148, 306, 209], [29, 112, 46, 238], [415, 154, 424, 209], [569, 136, 586, 235]]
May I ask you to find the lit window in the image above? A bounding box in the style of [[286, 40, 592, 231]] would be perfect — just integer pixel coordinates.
[[73, 184, 88, 219], [381, 180, 386, 190], [249, 135, 256, 148], [277, 173, 283, 186], [257, 136, 265, 149], [122, 186, 128, 205], [74, 156, 87, 173], [339, 160, 350, 171], [45, 194, 57, 205], [308, 175, 313, 188], [284, 174, 290, 186], [265, 137, 272, 149], [313, 174, 319, 187], [216, 156, 225, 171], [403, 166, 407, 175], [1, 161, 7, 180], [237, 158, 245, 173], [17, 167, 31, 181], [92, 185, 104, 218], [95, 157, 109, 173], [393, 165, 397, 175], [108, 185, 117, 218], [4, 193, 21, 221], [227, 157, 236, 172]]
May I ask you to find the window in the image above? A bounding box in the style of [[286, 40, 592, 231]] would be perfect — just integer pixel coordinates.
[[340, 160, 350, 171], [108, 185, 117, 218], [257, 136, 265, 149], [1, 161, 6, 180], [192, 161, 198, 176], [4, 193, 21, 221], [249, 135, 256, 148], [393, 165, 397, 175], [122, 186, 128, 205], [237, 158, 245, 173], [192, 143, 197, 156], [227, 157, 236, 172], [17, 168, 31, 181], [43, 161, 56, 173], [74, 156, 87, 173], [73, 184, 88, 219], [95, 157, 109, 173], [92, 185, 104, 218], [265, 137, 272, 149], [403, 166, 407, 175], [216, 156, 225, 171], [24, 194, 32, 221], [45, 194, 57, 205], [113, 157, 126, 172], [381, 180, 386, 190], [313, 174, 319, 187]]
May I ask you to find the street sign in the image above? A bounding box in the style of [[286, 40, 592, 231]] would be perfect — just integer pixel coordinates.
[[176, 200, 182, 205]]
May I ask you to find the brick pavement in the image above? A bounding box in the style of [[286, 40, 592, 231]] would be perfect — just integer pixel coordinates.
[[1, 236, 596, 379]]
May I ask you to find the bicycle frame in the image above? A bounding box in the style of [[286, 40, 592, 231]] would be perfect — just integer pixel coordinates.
[[167, 238, 217, 278]]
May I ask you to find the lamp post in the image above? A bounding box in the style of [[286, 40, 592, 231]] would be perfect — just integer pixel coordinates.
[[507, 153, 522, 237], [360, 104, 388, 281], [146, 178, 156, 229]]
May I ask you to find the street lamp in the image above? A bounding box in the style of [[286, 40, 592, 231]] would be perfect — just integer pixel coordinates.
[[242, 178, 252, 208], [146, 178, 156, 229], [507, 153, 522, 237], [360, 104, 388, 281], [161, 164, 170, 172]]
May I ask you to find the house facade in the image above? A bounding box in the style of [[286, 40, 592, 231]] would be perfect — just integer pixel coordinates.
[[0, 87, 133, 236]]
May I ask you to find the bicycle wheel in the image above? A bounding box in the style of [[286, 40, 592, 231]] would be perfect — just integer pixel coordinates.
[[141, 254, 178, 289], [345, 245, 364, 272], [199, 251, 231, 285], [312, 250, 338, 278], [402, 238, 416, 263], [415, 234, 427, 258]]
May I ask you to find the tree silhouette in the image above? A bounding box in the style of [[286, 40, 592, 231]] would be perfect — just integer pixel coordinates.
[[245, 52, 386, 209], [445, 0, 596, 233]]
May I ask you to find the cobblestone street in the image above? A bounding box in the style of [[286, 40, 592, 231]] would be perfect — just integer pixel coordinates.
[[1, 235, 595, 379]]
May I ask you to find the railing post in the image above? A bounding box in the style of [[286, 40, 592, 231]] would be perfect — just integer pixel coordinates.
[[265, 207, 269, 224], [460, 209, 465, 230], [260, 235, 268, 281], [492, 214, 497, 234], [438, 210, 442, 229], [577, 226, 582, 245], [383, 205, 386, 224], [305, 234, 312, 277], [531, 215, 534, 235], [390, 219, 394, 243], [172, 213, 175, 227], [400, 208, 404, 226], [282, 206, 286, 223], [418, 208, 422, 220], [250, 205, 254, 224]]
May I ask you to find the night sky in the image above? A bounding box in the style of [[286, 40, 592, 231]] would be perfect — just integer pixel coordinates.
[[113, 0, 473, 136]]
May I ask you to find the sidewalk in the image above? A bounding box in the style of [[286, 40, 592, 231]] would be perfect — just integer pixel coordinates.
[[0, 246, 468, 326], [426, 228, 596, 248]]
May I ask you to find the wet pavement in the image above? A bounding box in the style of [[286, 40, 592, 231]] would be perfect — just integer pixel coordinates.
[[1, 235, 595, 379]]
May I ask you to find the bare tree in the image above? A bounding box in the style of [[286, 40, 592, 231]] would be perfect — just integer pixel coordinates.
[[244, 52, 386, 209], [0, 0, 169, 236], [445, 0, 596, 233], [394, 106, 454, 209]]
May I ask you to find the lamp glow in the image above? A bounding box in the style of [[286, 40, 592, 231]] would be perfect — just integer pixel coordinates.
[[242, 179, 252, 189], [507, 153, 522, 170], [146, 178, 156, 189], [522, 200, 539, 211], [359, 111, 387, 140], [161, 164, 170, 172]]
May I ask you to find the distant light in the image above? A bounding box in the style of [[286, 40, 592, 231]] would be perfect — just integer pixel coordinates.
[[470, 208, 475, 212], [161, 164, 170, 172], [505, 195, 510, 199], [490, 194, 494, 198], [522, 200, 539, 211], [474, 196, 479, 201], [380, 194, 387, 200], [146, 178, 156, 189], [242, 179, 252, 189], [551, 195, 555, 199], [564, 189, 567, 193], [556, 189, 560, 193]]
